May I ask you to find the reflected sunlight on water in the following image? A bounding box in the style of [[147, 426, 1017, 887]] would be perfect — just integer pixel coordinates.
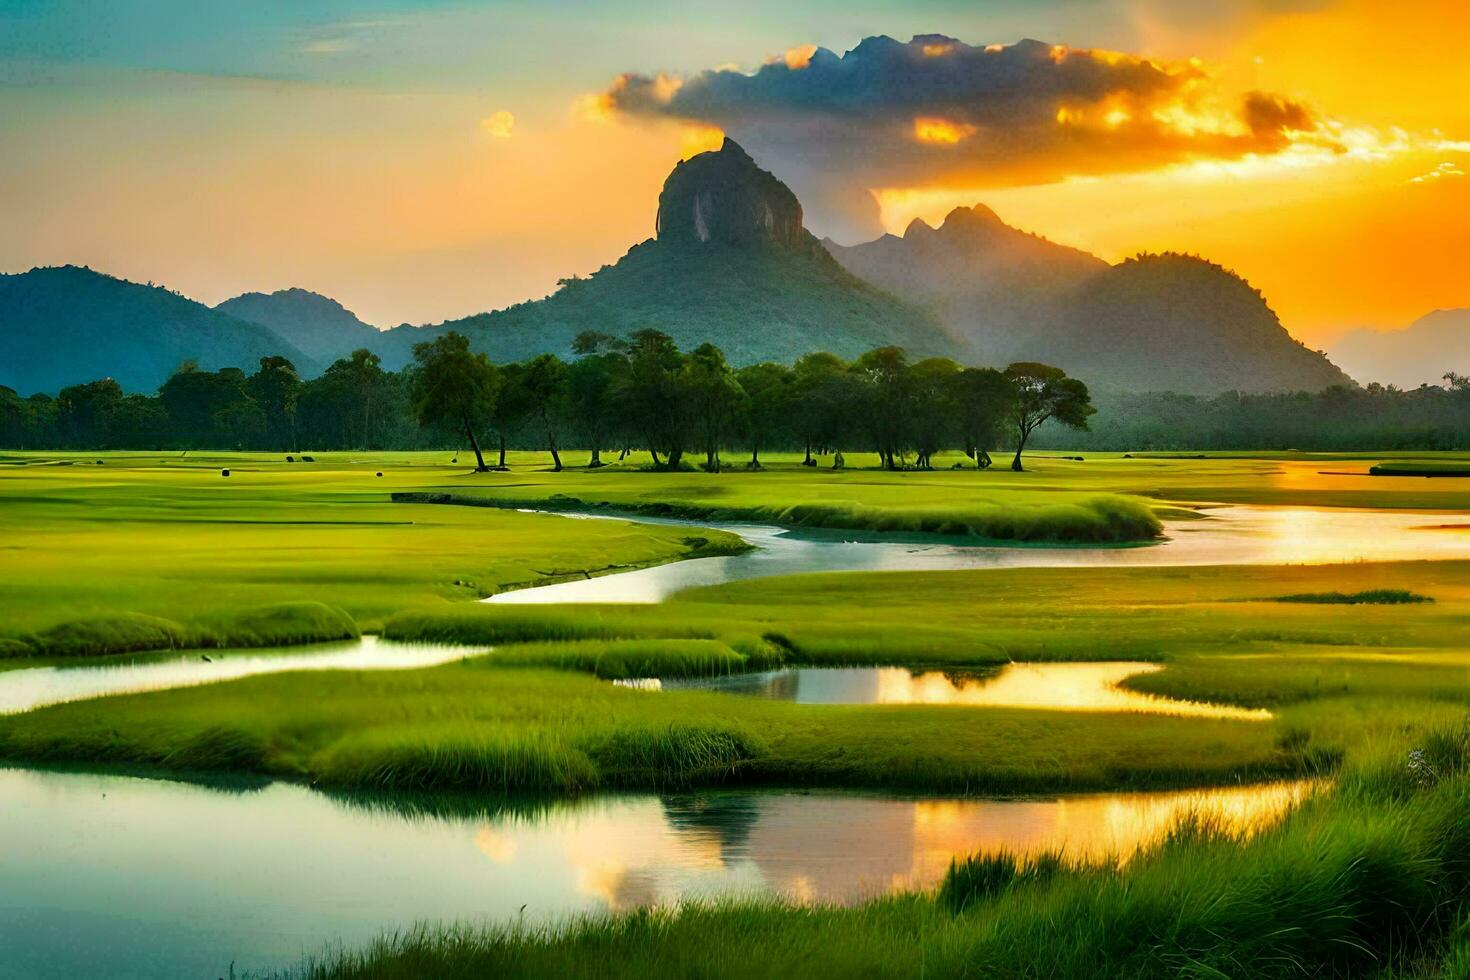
[[654, 663, 1271, 721]]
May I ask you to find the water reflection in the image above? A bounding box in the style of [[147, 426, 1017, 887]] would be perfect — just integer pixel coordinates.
[[0, 768, 1314, 979], [486, 505, 1470, 604], [0, 636, 473, 715], [645, 663, 1271, 721]]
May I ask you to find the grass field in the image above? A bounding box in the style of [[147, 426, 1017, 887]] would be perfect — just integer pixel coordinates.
[[3, 448, 1465, 658], [3, 559, 1465, 795]]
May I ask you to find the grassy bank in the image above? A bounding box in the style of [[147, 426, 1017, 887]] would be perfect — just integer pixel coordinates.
[[282, 720, 1470, 979], [385, 559, 1470, 668], [0, 663, 1308, 795], [392, 488, 1164, 544]]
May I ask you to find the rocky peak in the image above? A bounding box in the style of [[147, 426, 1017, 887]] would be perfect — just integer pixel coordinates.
[[655, 137, 805, 248]]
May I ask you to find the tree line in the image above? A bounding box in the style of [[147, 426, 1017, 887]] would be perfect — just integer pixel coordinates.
[[0, 330, 1097, 472], [1030, 376, 1470, 452]]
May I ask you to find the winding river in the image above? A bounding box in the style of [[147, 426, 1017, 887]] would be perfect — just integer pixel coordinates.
[[0, 502, 1464, 978]]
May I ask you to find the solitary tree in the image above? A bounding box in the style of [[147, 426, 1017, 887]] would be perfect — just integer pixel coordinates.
[[411, 332, 499, 472], [1003, 362, 1095, 471]]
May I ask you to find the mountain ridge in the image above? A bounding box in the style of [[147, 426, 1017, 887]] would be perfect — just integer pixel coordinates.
[[0, 266, 317, 395]]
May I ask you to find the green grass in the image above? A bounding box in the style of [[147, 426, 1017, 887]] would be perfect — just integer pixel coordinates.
[[12, 601, 358, 658], [279, 720, 1470, 980], [4, 448, 1467, 658], [395, 488, 1165, 544], [0, 663, 1309, 795], [0, 451, 746, 654]]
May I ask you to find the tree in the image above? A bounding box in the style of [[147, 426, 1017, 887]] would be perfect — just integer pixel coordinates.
[[684, 343, 744, 473], [569, 332, 628, 467], [618, 329, 690, 470], [489, 361, 530, 469], [950, 367, 1014, 469], [1003, 362, 1095, 471], [246, 356, 303, 451], [853, 346, 911, 470], [907, 358, 962, 469], [735, 362, 790, 470], [159, 364, 253, 448], [56, 379, 124, 447], [520, 353, 571, 471], [790, 352, 848, 465], [411, 332, 500, 472]]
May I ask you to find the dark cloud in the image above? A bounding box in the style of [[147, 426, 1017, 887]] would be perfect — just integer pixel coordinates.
[[598, 35, 1330, 240]]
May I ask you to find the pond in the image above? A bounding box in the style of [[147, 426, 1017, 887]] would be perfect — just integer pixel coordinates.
[[632, 663, 1271, 721], [0, 767, 1315, 980]]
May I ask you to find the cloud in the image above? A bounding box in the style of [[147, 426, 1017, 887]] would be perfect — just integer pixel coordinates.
[[480, 110, 515, 139], [1409, 161, 1465, 183], [593, 34, 1337, 239]]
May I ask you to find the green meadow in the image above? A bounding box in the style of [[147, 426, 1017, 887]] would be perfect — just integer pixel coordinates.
[[1, 449, 1468, 976]]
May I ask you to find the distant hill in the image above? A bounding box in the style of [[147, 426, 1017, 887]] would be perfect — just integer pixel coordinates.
[[1330, 310, 1470, 389], [377, 138, 953, 365], [0, 266, 317, 395], [1057, 253, 1353, 393], [825, 205, 1108, 362], [215, 288, 382, 364], [826, 208, 1352, 393]]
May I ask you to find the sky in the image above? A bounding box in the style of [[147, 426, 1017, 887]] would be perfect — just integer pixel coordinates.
[[1, 0, 1466, 344]]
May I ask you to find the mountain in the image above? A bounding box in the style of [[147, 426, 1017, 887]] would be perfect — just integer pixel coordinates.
[[824, 205, 1107, 362], [0, 266, 317, 395], [215, 288, 382, 364], [825, 207, 1351, 393], [1329, 310, 1470, 389], [378, 138, 952, 365]]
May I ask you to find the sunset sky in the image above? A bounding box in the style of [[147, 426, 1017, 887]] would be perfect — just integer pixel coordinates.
[[2, 0, 1466, 344]]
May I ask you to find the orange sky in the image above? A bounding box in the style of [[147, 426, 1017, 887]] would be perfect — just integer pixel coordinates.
[[0, 0, 1465, 343]]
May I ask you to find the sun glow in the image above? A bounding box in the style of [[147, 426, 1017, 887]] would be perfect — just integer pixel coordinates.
[[913, 117, 976, 145], [679, 124, 726, 159]]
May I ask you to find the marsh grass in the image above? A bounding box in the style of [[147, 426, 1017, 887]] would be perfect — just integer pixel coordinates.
[[11, 601, 358, 658], [0, 664, 1303, 795], [395, 489, 1164, 544]]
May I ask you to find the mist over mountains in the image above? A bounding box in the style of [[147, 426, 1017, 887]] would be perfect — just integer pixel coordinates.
[[0, 138, 1375, 398], [1329, 310, 1470, 389]]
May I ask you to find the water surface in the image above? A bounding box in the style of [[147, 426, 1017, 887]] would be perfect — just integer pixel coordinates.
[[0, 767, 1313, 980], [640, 663, 1270, 721], [487, 505, 1470, 604], [0, 636, 472, 715]]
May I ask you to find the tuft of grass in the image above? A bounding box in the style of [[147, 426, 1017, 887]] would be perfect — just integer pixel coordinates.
[[1275, 589, 1433, 605], [940, 850, 1070, 914]]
